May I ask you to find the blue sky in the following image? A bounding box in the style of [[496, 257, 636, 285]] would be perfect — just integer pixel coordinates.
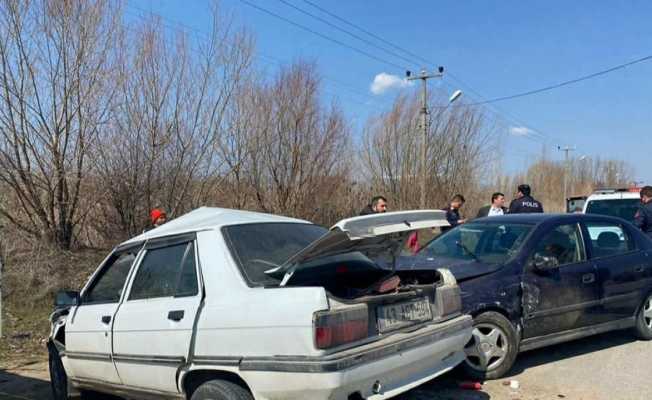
[[129, 0, 652, 183]]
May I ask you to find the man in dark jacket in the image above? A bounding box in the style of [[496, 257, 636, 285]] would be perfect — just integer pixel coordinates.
[[441, 194, 467, 232], [359, 196, 388, 216], [634, 186, 652, 239], [476, 192, 508, 218], [508, 184, 544, 214]]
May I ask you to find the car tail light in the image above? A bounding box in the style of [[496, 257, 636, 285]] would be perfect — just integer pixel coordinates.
[[314, 306, 368, 350], [434, 268, 462, 318]]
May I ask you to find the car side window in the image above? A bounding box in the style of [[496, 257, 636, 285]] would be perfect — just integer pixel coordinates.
[[128, 242, 198, 301], [84, 249, 140, 304], [585, 222, 635, 258], [175, 245, 199, 297], [532, 224, 585, 267]]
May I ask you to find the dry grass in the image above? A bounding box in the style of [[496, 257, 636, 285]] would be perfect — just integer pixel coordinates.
[[0, 236, 106, 366]]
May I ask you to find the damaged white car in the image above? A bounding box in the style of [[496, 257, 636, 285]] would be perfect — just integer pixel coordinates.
[[48, 208, 472, 400]]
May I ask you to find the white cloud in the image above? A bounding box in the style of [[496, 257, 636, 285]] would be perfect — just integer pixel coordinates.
[[509, 126, 534, 136], [370, 73, 413, 95]]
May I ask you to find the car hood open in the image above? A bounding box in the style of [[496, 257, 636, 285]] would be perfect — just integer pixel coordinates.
[[266, 210, 450, 286]]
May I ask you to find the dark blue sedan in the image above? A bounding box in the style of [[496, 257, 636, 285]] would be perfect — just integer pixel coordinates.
[[398, 213, 652, 379]]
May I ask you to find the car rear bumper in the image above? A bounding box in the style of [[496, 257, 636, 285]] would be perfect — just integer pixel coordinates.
[[240, 314, 472, 400]]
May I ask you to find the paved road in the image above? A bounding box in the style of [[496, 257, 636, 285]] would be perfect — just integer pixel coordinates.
[[1, 330, 650, 400]]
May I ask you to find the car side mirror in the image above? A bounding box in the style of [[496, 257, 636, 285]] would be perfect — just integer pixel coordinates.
[[55, 290, 80, 308], [531, 253, 559, 272]]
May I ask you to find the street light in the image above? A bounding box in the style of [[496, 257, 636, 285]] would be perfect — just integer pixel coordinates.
[[425, 89, 464, 208], [449, 90, 463, 104]]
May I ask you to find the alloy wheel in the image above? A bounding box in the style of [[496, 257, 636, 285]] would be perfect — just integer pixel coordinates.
[[464, 323, 510, 372]]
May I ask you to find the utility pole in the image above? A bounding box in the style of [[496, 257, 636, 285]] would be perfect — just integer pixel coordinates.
[[407, 67, 444, 209], [558, 145, 576, 207]]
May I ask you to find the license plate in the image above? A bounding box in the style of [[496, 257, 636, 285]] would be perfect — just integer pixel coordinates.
[[377, 298, 432, 333]]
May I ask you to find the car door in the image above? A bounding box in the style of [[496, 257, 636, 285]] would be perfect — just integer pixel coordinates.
[[522, 222, 601, 338], [65, 243, 143, 384], [112, 233, 202, 393], [585, 220, 647, 323]]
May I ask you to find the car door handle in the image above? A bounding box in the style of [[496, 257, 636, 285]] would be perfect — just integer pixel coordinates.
[[167, 310, 185, 322], [101, 315, 111, 324], [582, 273, 595, 284], [635, 266, 645, 273]]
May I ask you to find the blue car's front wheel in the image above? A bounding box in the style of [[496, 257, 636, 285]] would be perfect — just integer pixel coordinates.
[[463, 311, 519, 380], [634, 293, 652, 340]]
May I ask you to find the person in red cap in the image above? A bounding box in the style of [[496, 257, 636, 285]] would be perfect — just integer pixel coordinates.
[[150, 208, 167, 229]]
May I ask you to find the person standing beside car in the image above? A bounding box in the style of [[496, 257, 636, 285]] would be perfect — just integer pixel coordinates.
[[634, 185, 652, 239], [359, 196, 388, 216], [441, 194, 467, 233], [508, 184, 544, 214], [476, 192, 508, 218]]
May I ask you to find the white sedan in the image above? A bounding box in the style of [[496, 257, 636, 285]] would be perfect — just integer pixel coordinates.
[[48, 207, 472, 400]]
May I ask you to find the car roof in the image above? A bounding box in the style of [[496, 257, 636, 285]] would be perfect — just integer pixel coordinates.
[[473, 214, 565, 224], [586, 192, 641, 201], [472, 213, 630, 226], [122, 207, 311, 246]]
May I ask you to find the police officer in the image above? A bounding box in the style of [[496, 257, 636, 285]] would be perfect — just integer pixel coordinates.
[[508, 184, 544, 214], [634, 186, 652, 239]]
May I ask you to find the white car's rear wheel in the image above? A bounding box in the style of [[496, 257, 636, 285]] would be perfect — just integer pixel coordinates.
[[191, 379, 253, 400]]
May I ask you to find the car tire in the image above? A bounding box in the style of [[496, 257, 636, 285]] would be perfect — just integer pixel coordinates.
[[634, 293, 652, 340], [462, 311, 519, 380], [191, 379, 253, 400], [48, 343, 69, 400]]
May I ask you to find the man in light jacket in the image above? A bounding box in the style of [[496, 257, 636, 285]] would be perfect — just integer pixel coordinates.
[[476, 192, 508, 218]]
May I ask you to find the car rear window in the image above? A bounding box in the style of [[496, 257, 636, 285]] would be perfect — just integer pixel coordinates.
[[223, 223, 328, 286], [585, 199, 640, 222]]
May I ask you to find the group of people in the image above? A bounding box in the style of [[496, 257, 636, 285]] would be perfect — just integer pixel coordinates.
[[358, 184, 543, 231], [443, 184, 543, 230], [147, 184, 652, 239], [357, 183, 652, 240]]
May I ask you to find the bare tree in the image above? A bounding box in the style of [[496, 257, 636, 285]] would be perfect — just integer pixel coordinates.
[[93, 7, 254, 238], [361, 92, 496, 211], [507, 155, 635, 212], [0, 0, 121, 249], [244, 62, 352, 222]]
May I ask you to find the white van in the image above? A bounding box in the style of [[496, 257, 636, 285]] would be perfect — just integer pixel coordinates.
[[582, 188, 642, 223]]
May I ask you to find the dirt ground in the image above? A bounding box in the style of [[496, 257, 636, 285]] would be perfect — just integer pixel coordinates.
[[1, 329, 650, 400]]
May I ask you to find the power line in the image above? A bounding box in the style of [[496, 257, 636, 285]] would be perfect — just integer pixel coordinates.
[[124, 3, 383, 110], [244, 0, 559, 145], [298, 0, 559, 144], [466, 54, 652, 105], [238, 0, 409, 71], [441, 77, 554, 142], [301, 0, 434, 68], [300, 1, 649, 146], [307, 0, 652, 106], [130, 0, 577, 148], [275, 0, 420, 69]]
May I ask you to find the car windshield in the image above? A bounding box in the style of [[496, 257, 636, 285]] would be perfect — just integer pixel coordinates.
[[421, 222, 533, 264], [585, 199, 640, 222], [223, 222, 328, 286]]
